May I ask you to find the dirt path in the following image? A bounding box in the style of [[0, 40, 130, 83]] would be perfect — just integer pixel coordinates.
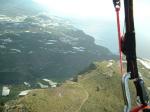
[[75, 85, 89, 112]]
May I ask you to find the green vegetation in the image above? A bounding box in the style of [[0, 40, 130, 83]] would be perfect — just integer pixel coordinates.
[[78, 61, 124, 112], [0, 14, 115, 85], [3, 60, 150, 112], [18, 83, 87, 112]]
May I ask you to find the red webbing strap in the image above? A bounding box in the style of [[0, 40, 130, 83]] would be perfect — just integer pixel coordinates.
[[131, 105, 150, 112], [115, 7, 123, 74], [130, 105, 145, 112]]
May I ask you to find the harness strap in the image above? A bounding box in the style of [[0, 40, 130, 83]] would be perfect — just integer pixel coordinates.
[[130, 105, 145, 112], [113, 0, 150, 111], [131, 105, 150, 112], [113, 0, 123, 74]]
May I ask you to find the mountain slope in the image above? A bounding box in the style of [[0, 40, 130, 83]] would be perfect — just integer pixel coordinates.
[[4, 60, 150, 112], [3, 61, 150, 112], [0, 14, 115, 84], [0, 0, 44, 16]]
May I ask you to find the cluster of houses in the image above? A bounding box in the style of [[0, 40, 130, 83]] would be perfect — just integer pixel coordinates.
[[1, 79, 58, 97]]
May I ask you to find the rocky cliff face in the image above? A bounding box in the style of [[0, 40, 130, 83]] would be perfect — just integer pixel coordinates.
[[0, 14, 115, 84]]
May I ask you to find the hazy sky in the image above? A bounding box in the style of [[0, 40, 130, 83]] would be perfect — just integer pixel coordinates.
[[33, 0, 116, 18], [33, 0, 150, 58]]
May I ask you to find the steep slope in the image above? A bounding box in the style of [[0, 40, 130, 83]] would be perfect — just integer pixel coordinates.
[[0, 0, 44, 16], [0, 14, 114, 84], [3, 60, 150, 112]]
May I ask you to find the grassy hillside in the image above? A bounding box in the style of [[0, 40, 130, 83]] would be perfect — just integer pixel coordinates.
[[3, 60, 150, 112], [19, 84, 87, 112], [78, 61, 124, 112]]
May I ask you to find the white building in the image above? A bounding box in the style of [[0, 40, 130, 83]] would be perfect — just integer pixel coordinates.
[[2, 86, 10, 96], [37, 82, 49, 88], [42, 79, 57, 88], [51, 84, 57, 88], [19, 90, 32, 96], [24, 82, 31, 87]]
